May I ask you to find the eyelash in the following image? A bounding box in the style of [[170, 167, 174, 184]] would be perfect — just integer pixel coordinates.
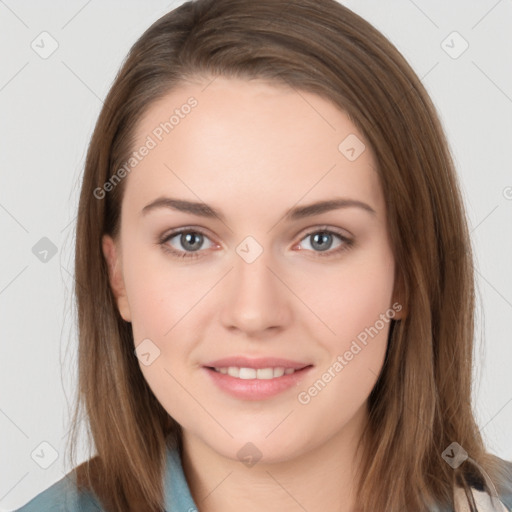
[[157, 226, 354, 260]]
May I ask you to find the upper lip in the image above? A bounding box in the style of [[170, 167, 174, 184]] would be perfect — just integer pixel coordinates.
[[203, 356, 312, 370]]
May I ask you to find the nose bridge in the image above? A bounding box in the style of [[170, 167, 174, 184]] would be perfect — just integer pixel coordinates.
[[235, 240, 274, 293], [220, 236, 290, 333]]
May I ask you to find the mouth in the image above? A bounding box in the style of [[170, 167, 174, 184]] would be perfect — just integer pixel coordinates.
[[202, 361, 314, 400]]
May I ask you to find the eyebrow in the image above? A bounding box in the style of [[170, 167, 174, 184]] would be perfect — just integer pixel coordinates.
[[141, 196, 376, 221]]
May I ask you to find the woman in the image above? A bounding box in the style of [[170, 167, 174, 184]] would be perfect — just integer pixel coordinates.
[[15, 0, 512, 510]]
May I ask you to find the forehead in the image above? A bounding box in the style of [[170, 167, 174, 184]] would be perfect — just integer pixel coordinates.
[[124, 76, 383, 218]]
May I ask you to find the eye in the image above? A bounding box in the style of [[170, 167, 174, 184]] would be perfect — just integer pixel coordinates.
[[158, 228, 215, 260], [296, 227, 354, 258]]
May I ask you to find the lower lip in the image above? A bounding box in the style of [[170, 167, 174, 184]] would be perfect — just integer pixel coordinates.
[[203, 366, 313, 400]]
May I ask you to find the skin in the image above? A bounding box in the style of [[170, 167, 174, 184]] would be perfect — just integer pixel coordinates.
[[102, 76, 403, 512]]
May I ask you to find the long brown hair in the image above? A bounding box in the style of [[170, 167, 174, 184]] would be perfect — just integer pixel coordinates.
[[68, 0, 512, 510]]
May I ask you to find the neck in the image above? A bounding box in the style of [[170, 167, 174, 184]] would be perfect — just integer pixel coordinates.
[[181, 405, 368, 512]]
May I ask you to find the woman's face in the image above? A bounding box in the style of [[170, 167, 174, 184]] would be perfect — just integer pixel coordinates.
[[102, 76, 402, 463]]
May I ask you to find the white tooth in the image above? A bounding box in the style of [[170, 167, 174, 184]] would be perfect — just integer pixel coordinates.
[[214, 367, 221, 372], [227, 366, 240, 377], [284, 368, 295, 375], [239, 367, 257, 379], [219, 368, 228, 374], [273, 367, 285, 378], [256, 368, 274, 379]]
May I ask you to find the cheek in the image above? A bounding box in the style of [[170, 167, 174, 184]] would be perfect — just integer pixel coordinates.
[[122, 248, 203, 342], [124, 258, 200, 425], [295, 259, 395, 430], [303, 247, 396, 348]]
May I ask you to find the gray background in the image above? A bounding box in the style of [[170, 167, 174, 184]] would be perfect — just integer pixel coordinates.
[[1, 1, 511, 510]]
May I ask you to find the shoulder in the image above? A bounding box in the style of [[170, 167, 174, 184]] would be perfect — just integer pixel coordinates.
[[453, 456, 512, 512], [454, 486, 512, 512], [13, 471, 103, 512]]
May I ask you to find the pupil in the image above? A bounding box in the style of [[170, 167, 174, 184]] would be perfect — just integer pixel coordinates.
[[182, 232, 202, 251], [312, 232, 332, 251]]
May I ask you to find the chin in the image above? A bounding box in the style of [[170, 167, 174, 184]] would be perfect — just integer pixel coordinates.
[[212, 429, 315, 466]]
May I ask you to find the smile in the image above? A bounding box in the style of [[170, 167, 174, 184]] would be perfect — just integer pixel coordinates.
[[204, 365, 313, 400]]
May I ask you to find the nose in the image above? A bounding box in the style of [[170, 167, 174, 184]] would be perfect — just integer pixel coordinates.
[[219, 245, 292, 337]]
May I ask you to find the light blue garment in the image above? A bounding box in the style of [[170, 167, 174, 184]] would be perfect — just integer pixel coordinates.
[[13, 444, 512, 512], [14, 445, 199, 511]]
